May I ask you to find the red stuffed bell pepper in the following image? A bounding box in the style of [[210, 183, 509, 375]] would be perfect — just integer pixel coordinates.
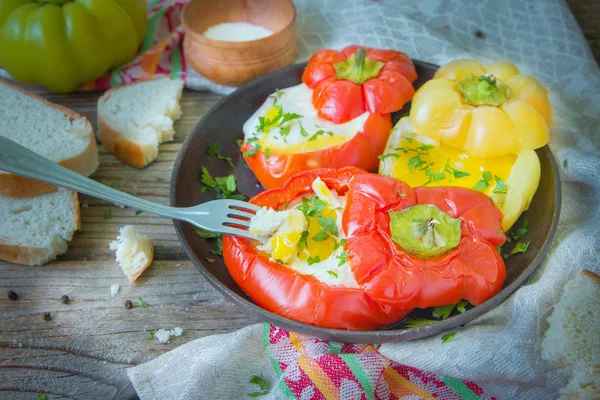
[[223, 167, 412, 331], [241, 45, 417, 190], [223, 167, 507, 330], [344, 174, 507, 309]]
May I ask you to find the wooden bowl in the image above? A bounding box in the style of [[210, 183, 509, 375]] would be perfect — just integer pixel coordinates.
[[171, 61, 562, 343], [181, 0, 297, 86]]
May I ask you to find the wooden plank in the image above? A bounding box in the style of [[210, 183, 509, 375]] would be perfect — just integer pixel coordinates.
[[0, 88, 260, 399]]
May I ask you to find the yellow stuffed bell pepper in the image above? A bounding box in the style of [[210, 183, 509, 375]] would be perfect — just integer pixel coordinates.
[[379, 117, 540, 231], [0, 0, 147, 92], [410, 59, 551, 158]]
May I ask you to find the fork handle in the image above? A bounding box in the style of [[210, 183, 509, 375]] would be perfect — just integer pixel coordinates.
[[0, 136, 177, 218]]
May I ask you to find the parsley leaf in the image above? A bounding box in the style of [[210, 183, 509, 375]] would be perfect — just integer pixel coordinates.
[[433, 172, 445, 181], [275, 88, 285, 98], [563, 159, 568, 169], [38, 394, 47, 400], [512, 218, 529, 240], [337, 250, 349, 266], [280, 112, 302, 126], [210, 236, 224, 257], [307, 256, 321, 265], [103, 209, 112, 219], [147, 331, 154, 340], [207, 142, 235, 168], [297, 231, 309, 249], [200, 167, 216, 188], [504, 241, 530, 258], [248, 374, 270, 398], [333, 238, 347, 251], [205, 257, 216, 263], [199, 169, 245, 200], [279, 125, 291, 141], [456, 300, 468, 313], [378, 152, 400, 160], [308, 129, 333, 141], [312, 230, 330, 242], [297, 196, 326, 218], [482, 171, 493, 182], [493, 175, 508, 194], [264, 148, 271, 160], [397, 190, 407, 197], [298, 121, 309, 137], [243, 142, 261, 157], [135, 210, 143, 215], [136, 297, 148, 308], [441, 332, 457, 344], [432, 304, 456, 319], [472, 180, 489, 191], [408, 155, 426, 171], [318, 216, 338, 236], [327, 270, 339, 278], [402, 318, 435, 328], [445, 160, 471, 179], [193, 227, 219, 239]]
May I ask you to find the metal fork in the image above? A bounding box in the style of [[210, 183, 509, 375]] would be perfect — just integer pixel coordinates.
[[0, 137, 260, 240]]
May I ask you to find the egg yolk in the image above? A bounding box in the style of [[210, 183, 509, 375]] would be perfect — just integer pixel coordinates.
[[387, 138, 516, 195], [264, 179, 343, 265]]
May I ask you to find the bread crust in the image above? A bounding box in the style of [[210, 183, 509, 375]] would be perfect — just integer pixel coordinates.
[[0, 78, 99, 197], [0, 190, 80, 266], [97, 117, 148, 169], [97, 77, 178, 169], [582, 269, 600, 284]]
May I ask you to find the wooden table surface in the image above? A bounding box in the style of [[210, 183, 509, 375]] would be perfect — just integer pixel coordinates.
[[1, 6, 599, 400]]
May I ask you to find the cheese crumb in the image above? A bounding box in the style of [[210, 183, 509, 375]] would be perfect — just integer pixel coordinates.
[[154, 327, 184, 344], [110, 284, 120, 298]]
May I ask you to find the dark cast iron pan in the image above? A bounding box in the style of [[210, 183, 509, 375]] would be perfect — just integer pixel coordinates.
[[170, 61, 561, 343]]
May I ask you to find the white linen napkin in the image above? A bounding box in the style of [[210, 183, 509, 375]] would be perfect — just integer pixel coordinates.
[[134, 0, 599, 398]]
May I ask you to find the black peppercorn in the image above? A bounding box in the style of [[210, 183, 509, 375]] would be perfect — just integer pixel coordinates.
[[474, 30, 484, 38], [7, 290, 17, 300], [61, 295, 70, 304], [124, 300, 133, 309], [42, 312, 52, 321]]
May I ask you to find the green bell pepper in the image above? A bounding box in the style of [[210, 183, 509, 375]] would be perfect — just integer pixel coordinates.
[[0, 0, 147, 92]]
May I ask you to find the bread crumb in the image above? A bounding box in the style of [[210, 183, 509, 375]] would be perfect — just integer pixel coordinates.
[[110, 284, 120, 298], [110, 225, 154, 282], [154, 327, 184, 344]]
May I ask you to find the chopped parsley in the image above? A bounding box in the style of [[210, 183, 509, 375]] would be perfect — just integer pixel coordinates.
[[264, 148, 271, 160], [512, 218, 528, 240], [433, 300, 469, 319], [136, 297, 148, 308], [38, 394, 47, 400], [318, 216, 338, 236], [193, 227, 218, 239], [209, 236, 224, 256], [408, 155, 427, 171], [298, 121, 309, 137], [205, 257, 216, 263], [327, 270, 339, 278], [103, 209, 112, 219], [333, 238, 347, 251], [199, 167, 245, 200], [207, 142, 235, 168], [402, 318, 435, 328], [297, 230, 309, 249], [279, 125, 291, 141], [312, 230, 330, 242], [472, 170, 493, 191], [307, 256, 321, 265], [336, 250, 349, 266], [563, 159, 568, 169], [441, 332, 457, 344], [147, 331, 154, 340], [378, 152, 400, 160], [275, 88, 285, 98], [308, 129, 334, 142], [397, 190, 407, 197], [504, 241, 530, 259], [297, 196, 327, 218], [493, 175, 508, 194], [498, 230, 504, 235], [248, 374, 270, 398], [135, 210, 143, 215], [445, 159, 471, 179], [236, 139, 243, 148]]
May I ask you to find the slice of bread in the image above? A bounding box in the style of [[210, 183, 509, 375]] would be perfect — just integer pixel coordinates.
[[541, 269, 600, 399], [0, 188, 80, 266], [97, 78, 184, 168], [0, 78, 99, 198], [109, 225, 154, 282]]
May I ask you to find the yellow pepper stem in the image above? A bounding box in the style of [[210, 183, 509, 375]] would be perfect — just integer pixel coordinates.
[[457, 74, 512, 107]]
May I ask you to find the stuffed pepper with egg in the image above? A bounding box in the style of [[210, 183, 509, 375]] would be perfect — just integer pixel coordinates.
[[379, 59, 552, 230], [223, 167, 506, 330], [241, 45, 417, 189]]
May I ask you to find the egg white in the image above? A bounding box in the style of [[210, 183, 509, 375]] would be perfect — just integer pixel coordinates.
[[242, 83, 369, 150]]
